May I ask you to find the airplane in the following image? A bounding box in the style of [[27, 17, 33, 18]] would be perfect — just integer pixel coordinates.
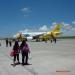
[[38, 24, 62, 42], [13, 24, 62, 42]]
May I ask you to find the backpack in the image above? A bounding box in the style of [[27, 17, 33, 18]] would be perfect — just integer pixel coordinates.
[[22, 44, 29, 52]]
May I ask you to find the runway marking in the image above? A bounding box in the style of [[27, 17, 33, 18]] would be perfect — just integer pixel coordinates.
[[56, 68, 71, 72]]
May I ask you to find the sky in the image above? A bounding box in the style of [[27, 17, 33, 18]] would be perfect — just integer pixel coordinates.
[[0, 0, 75, 37]]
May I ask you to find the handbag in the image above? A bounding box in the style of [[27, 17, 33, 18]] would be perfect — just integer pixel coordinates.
[[10, 50, 15, 57]]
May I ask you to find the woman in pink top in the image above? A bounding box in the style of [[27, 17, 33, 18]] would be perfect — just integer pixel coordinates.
[[20, 40, 30, 65]]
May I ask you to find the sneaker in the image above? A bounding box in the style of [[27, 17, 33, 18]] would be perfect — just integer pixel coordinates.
[[22, 63, 25, 66], [25, 63, 29, 65], [17, 62, 20, 64]]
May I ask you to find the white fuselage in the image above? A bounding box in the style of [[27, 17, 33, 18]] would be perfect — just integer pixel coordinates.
[[22, 32, 47, 40]]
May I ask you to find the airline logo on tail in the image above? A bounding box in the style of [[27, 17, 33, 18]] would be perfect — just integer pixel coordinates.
[[52, 24, 62, 32], [52, 24, 62, 37], [47, 24, 62, 37]]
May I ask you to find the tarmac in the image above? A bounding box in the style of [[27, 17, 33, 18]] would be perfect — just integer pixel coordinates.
[[0, 39, 75, 75]]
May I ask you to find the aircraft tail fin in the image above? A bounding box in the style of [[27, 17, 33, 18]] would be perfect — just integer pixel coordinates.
[[52, 24, 62, 32]]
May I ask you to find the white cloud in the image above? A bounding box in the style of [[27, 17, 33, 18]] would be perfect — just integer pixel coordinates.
[[19, 25, 49, 33], [52, 22, 57, 25], [19, 29, 31, 33], [21, 7, 30, 12], [60, 22, 75, 36], [50, 26, 54, 29], [50, 25, 56, 30], [39, 25, 48, 31], [21, 7, 31, 17], [62, 22, 72, 30], [72, 21, 75, 24], [50, 22, 57, 30]]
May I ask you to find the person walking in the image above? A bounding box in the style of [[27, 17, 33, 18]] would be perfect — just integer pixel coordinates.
[[6, 38, 8, 47], [51, 32, 57, 43], [9, 40, 12, 47]]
